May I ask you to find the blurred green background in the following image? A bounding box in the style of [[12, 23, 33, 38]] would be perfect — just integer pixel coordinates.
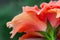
[[0, 0, 50, 40]]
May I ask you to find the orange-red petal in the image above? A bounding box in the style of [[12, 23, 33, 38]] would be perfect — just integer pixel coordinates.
[[7, 12, 46, 38]]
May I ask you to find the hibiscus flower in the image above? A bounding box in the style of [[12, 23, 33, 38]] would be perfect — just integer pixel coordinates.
[[6, 0, 60, 40]]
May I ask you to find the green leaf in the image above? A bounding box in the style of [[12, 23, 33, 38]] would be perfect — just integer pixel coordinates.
[[46, 20, 54, 38], [38, 31, 50, 39], [46, 20, 57, 40]]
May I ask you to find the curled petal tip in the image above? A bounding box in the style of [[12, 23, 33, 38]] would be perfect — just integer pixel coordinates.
[[6, 22, 9, 27], [10, 31, 13, 34], [22, 6, 24, 9], [10, 36, 13, 38], [6, 22, 13, 28], [10, 33, 16, 38]]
